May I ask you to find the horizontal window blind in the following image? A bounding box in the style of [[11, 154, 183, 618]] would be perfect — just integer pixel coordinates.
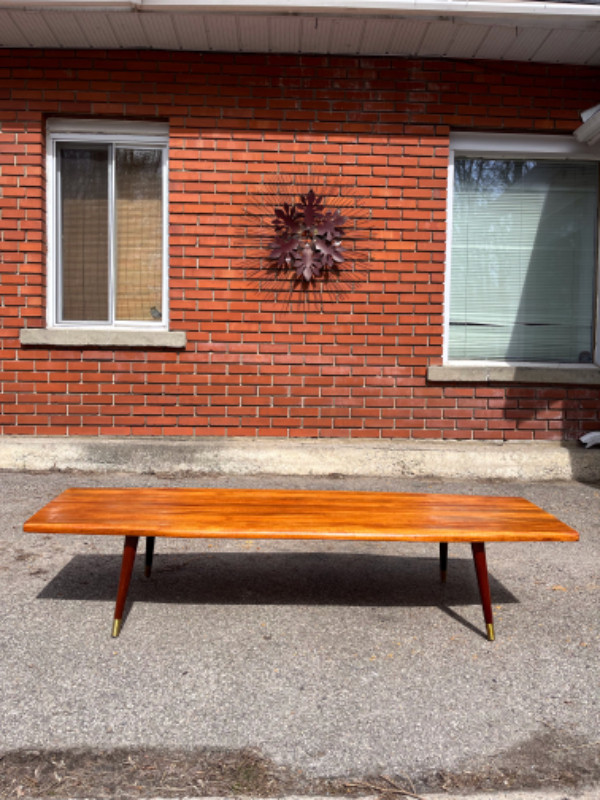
[[449, 158, 598, 362]]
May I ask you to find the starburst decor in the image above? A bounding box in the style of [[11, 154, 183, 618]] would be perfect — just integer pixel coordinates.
[[240, 178, 370, 310], [270, 189, 346, 283]]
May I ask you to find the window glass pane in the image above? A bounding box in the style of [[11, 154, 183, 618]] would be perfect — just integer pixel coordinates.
[[450, 158, 598, 362], [58, 145, 109, 322], [115, 148, 163, 322]]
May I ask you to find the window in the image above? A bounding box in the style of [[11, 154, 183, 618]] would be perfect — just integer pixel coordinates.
[[446, 134, 600, 366], [47, 119, 169, 329]]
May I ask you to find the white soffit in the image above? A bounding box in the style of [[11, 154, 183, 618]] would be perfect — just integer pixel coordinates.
[[500, 26, 550, 61], [0, 11, 30, 46], [105, 11, 148, 46], [139, 11, 181, 48], [329, 17, 365, 54], [572, 28, 600, 61], [204, 12, 240, 49], [4, 9, 61, 47], [82, 13, 122, 47], [419, 19, 456, 55], [360, 17, 400, 53], [300, 15, 333, 52], [530, 26, 579, 60], [172, 13, 210, 49], [41, 10, 90, 46], [0, 2, 599, 64], [444, 22, 489, 58], [388, 20, 430, 55], [238, 15, 270, 51], [474, 22, 521, 59], [269, 14, 300, 52]]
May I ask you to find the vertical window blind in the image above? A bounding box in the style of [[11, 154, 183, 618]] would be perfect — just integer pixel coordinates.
[[449, 158, 598, 362]]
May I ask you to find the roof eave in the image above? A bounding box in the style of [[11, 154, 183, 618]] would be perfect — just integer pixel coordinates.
[[1, 0, 600, 21]]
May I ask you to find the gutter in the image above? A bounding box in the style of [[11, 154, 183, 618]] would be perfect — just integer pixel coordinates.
[[1, 0, 600, 21]]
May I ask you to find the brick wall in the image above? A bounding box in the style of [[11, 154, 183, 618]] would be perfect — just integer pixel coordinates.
[[1, 49, 599, 440]]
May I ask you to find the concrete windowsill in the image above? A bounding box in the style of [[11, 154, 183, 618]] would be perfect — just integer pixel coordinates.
[[19, 328, 187, 349], [427, 364, 600, 385]]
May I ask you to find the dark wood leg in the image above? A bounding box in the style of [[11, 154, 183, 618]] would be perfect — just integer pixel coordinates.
[[439, 542, 448, 583], [471, 542, 495, 641], [112, 535, 139, 638], [145, 536, 155, 578]]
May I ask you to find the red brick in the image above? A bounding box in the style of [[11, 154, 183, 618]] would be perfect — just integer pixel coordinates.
[[0, 51, 595, 441]]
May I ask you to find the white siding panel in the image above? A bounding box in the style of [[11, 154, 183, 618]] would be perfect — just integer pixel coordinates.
[[238, 15, 270, 52], [5, 11, 59, 47], [387, 20, 428, 56], [42, 12, 90, 48], [419, 20, 456, 57], [569, 30, 600, 65], [204, 15, 239, 52], [533, 28, 593, 63], [475, 25, 518, 60], [501, 27, 550, 62], [300, 16, 333, 54], [0, 7, 597, 65], [140, 13, 180, 50], [269, 15, 302, 53], [172, 14, 210, 51], [360, 18, 398, 55], [0, 12, 29, 47], [329, 18, 365, 55], [446, 25, 490, 58], [445, 23, 490, 59], [109, 12, 149, 48], [581, 34, 600, 65], [80, 12, 121, 49]]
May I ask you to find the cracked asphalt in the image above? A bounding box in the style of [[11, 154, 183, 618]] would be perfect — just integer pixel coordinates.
[[0, 470, 598, 797]]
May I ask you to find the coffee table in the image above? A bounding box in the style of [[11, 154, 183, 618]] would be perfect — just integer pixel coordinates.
[[24, 487, 578, 639]]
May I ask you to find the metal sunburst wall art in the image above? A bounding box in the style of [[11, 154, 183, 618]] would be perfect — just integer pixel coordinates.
[[242, 178, 370, 311]]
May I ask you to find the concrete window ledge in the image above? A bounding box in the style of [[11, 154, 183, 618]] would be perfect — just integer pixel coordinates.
[[427, 364, 600, 386], [19, 328, 187, 349]]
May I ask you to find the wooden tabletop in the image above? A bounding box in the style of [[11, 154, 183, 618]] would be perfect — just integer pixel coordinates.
[[23, 487, 579, 543]]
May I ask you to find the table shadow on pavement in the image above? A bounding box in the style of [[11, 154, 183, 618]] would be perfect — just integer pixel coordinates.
[[37, 552, 517, 639]]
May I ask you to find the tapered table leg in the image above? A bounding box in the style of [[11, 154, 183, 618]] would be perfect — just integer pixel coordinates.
[[145, 536, 155, 578], [471, 542, 495, 641], [439, 542, 448, 583], [112, 535, 139, 637]]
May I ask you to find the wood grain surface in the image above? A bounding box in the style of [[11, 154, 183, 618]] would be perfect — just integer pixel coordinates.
[[23, 487, 579, 543]]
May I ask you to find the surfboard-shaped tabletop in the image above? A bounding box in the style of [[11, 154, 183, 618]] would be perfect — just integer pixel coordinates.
[[23, 487, 579, 543]]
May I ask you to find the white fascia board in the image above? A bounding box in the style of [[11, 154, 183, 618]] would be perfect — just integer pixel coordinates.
[[0, 1, 137, 6], [140, 0, 600, 14], [1, 0, 600, 21]]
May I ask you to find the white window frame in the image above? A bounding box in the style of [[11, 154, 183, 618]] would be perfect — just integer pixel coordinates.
[[46, 118, 170, 331], [444, 133, 600, 369]]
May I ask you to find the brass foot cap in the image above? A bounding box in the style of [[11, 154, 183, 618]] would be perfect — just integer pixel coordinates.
[[112, 619, 122, 638], [486, 623, 495, 642]]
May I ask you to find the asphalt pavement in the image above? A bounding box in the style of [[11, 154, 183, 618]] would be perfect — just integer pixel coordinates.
[[0, 470, 598, 798]]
